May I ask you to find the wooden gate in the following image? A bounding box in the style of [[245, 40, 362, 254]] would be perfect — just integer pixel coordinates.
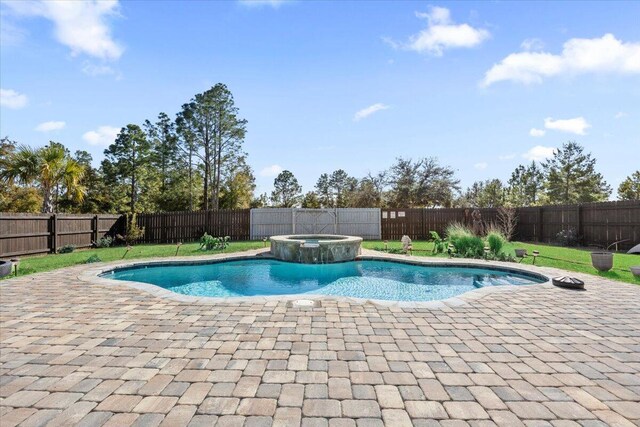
[[293, 209, 337, 234]]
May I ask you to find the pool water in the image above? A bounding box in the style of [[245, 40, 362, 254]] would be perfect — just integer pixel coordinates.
[[103, 259, 546, 302]]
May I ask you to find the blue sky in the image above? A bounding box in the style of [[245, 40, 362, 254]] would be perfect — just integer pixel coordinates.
[[1, 0, 639, 197]]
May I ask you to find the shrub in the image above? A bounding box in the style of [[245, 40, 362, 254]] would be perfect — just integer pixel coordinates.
[[445, 223, 483, 257], [429, 231, 447, 254], [58, 244, 76, 254], [85, 254, 102, 263], [199, 233, 230, 251], [556, 228, 579, 247], [486, 230, 506, 255], [453, 235, 485, 258], [445, 222, 474, 241], [94, 236, 113, 248], [496, 207, 518, 241], [119, 213, 145, 245]]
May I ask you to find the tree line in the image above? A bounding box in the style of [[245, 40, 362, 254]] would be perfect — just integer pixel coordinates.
[[1, 83, 638, 214], [1, 84, 255, 213], [266, 141, 638, 209]]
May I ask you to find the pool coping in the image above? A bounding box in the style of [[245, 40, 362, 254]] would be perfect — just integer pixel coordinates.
[[77, 248, 557, 309]]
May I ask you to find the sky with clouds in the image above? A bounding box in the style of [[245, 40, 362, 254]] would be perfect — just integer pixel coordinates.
[[1, 0, 639, 197]]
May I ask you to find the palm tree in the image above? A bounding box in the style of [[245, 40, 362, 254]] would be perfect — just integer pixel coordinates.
[[0, 142, 86, 213]]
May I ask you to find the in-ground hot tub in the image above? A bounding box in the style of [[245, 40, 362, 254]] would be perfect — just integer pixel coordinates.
[[270, 234, 362, 263]]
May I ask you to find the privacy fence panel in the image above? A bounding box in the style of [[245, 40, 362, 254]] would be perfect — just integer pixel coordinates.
[[0, 213, 122, 257], [294, 209, 337, 235], [381, 201, 640, 251], [250, 208, 381, 240], [136, 209, 250, 244], [336, 208, 381, 239], [250, 209, 294, 240]]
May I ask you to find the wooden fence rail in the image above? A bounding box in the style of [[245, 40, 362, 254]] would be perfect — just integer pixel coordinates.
[[136, 209, 250, 244], [0, 213, 123, 257], [381, 200, 640, 251], [2, 201, 638, 257]]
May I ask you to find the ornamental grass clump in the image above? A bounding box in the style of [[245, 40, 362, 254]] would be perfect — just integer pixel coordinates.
[[485, 225, 507, 256], [446, 223, 484, 258]]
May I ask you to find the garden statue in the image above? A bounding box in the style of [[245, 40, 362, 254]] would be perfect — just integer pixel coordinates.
[[401, 235, 412, 254], [471, 209, 484, 236]]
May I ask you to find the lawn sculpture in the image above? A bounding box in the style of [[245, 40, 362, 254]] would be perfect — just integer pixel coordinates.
[[401, 235, 413, 255], [471, 209, 484, 236]]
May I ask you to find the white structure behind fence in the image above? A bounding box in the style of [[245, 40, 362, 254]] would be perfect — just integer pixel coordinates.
[[250, 208, 381, 240]]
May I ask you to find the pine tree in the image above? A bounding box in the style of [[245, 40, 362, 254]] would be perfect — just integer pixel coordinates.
[[542, 142, 611, 204], [507, 161, 544, 206], [271, 170, 302, 207], [617, 171, 640, 200], [102, 125, 152, 213]]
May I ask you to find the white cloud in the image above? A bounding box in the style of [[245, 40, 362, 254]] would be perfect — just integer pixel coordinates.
[[615, 111, 628, 119], [238, 0, 289, 8], [0, 88, 28, 109], [529, 128, 546, 137], [354, 103, 389, 121], [483, 34, 640, 86], [0, 14, 27, 46], [35, 121, 66, 132], [82, 125, 120, 146], [474, 162, 488, 170], [81, 62, 117, 76], [498, 154, 516, 160], [544, 117, 590, 135], [523, 145, 555, 162], [260, 164, 284, 177], [4, 0, 123, 60], [520, 38, 544, 51], [390, 6, 489, 56]]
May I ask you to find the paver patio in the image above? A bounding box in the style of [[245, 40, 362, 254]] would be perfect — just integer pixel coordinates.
[[1, 250, 639, 426]]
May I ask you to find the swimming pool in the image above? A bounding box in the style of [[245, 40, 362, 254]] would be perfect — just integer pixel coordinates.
[[102, 259, 546, 302]]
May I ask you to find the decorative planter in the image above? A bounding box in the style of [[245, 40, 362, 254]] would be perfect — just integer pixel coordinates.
[[515, 249, 527, 258], [591, 252, 613, 272], [0, 260, 13, 278], [630, 266, 640, 278]]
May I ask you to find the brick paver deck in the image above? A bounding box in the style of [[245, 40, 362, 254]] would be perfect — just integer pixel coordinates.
[[1, 251, 639, 426]]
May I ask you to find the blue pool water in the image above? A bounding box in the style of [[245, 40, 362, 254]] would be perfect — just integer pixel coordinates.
[[103, 259, 546, 302]]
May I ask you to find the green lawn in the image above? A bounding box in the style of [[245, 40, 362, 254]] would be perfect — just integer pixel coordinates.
[[363, 240, 640, 284], [4, 241, 265, 278], [4, 240, 639, 285]]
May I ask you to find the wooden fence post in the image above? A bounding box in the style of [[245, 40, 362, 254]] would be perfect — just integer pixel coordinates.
[[50, 214, 58, 253], [537, 207, 543, 242], [576, 204, 582, 242], [93, 214, 99, 244], [161, 213, 167, 244]]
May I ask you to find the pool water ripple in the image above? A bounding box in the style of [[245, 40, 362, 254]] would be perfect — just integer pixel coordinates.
[[103, 259, 546, 302]]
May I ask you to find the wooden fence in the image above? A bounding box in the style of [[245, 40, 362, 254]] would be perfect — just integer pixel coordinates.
[[249, 208, 381, 240], [2, 201, 638, 257], [0, 213, 123, 257], [136, 209, 250, 244], [381, 200, 640, 251]]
